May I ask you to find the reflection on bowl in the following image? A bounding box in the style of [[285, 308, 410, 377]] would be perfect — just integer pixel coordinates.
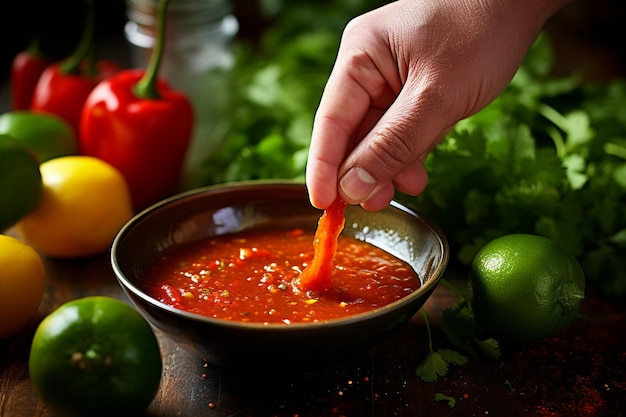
[[111, 181, 449, 369]]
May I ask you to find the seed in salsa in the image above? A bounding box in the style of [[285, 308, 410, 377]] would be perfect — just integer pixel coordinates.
[[143, 229, 420, 324]]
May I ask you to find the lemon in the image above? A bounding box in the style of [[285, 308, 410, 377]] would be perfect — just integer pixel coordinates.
[[467, 233, 585, 342], [16, 156, 134, 259], [0, 234, 46, 339], [0, 134, 43, 231]]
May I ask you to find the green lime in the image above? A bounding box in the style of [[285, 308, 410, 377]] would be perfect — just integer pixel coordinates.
[[29, 296, 162, 417], [468, 233, 585, 342], [0, 134, 43, 231], [0, 110, 77, 162]]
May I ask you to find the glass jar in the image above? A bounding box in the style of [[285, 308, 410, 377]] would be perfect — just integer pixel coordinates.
[[124, 0, 239, 188]]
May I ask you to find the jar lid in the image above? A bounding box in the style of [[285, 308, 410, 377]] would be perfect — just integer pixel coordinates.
[[126, 0, 233, 28]]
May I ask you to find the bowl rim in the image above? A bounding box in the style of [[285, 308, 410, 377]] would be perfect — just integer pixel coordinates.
[[111, 180, 449, 331]]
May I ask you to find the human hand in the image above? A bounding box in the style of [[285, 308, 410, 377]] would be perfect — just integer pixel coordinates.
[[306, 0, 571, 210]]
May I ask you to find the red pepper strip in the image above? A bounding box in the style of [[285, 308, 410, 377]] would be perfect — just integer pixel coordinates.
[[79, 0, 193, 211], [80, 69, 194, 211], [297, 197, 348, 292], [30, 0, 119, 135], [10, 39, 50, 110]]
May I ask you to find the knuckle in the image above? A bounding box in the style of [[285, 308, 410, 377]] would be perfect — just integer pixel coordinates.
[[367, 123, 416, 174]]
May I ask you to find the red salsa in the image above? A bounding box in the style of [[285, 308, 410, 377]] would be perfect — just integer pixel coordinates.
[[297, 197, 347, 292], [143, 229, 420, 324]]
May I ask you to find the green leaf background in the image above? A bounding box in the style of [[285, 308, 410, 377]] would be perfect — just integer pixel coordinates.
[[195, 0, 626, 296]]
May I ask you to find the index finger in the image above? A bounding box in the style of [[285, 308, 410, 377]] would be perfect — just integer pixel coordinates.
[[306, 33, 402, 208], [305, 61, 373, 208]]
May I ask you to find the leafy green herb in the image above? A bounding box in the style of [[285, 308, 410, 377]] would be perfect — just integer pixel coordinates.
[[415, 308, 469, 382], [398, 35, 626, 296], [196, 0, 383, 185], [416, 279, 500, 383], [416, 350, 449, 383], [441, 298, 501, 360], [474, 336, 501, 360], [196, 1, 626, 296], [434, 393, 457, 407]]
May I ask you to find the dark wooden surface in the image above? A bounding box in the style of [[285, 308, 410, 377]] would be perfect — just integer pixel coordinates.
[[1, 245, 625, 417]]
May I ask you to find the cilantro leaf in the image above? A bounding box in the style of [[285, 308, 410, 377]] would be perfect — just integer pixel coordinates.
[[199, 2, 626, 296], [441, 304, 477, 350], [416, 351, 449, 382], [434, 393, 457, 407], [399, 35, 626, 296], [439, 348, 469, 366], [473, 337, 502, 360]]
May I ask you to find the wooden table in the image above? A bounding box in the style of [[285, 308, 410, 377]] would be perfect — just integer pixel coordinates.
[[2, 246, 625, 417]]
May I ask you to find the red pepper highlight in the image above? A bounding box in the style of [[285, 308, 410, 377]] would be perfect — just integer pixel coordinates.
[[80, 69, 194, 211], [11, 39, 50, 110], [297, 197, 348, 293]]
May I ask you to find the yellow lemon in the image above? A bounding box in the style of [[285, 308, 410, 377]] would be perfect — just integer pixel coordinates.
[[0, 234, 46, 339], [17, 156, 134, 258]]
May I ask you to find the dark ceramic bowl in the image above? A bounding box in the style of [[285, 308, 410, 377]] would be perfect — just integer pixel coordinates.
[[111, 181, 448, 369]]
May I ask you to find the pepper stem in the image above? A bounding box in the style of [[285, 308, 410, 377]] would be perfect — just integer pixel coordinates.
[[25, 35, 44, 58], [133, 0, 170, 100], [60, 0, 95, 75], [421, 308, 435, 353]]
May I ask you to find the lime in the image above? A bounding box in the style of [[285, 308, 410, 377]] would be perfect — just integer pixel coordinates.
[[29, 296, 162, 417], [0, 134, 43, 231], [0, 110, 77, 162], [467, 233, 585, 342]]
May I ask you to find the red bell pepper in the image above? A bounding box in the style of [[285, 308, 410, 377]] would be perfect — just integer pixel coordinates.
[[296, 197, 347, 292], [10, 38, 51, 110], [30, 0, 119, 136], [80, 0, 194, 211]]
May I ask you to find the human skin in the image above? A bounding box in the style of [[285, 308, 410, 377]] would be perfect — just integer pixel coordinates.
[[306, 0, 573, 211]]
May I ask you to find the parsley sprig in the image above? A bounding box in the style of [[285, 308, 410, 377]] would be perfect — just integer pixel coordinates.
[[415, 308, 469, 382], [399, 35, 626, 297], [198, 0, 626, 296], [416, 279, 501, 383]]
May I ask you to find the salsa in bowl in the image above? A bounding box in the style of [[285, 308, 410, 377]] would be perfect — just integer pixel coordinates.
[[111, 181, 449, 369]]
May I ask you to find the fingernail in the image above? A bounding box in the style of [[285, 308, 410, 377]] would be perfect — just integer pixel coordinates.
[[339, 166, 377, 202]]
